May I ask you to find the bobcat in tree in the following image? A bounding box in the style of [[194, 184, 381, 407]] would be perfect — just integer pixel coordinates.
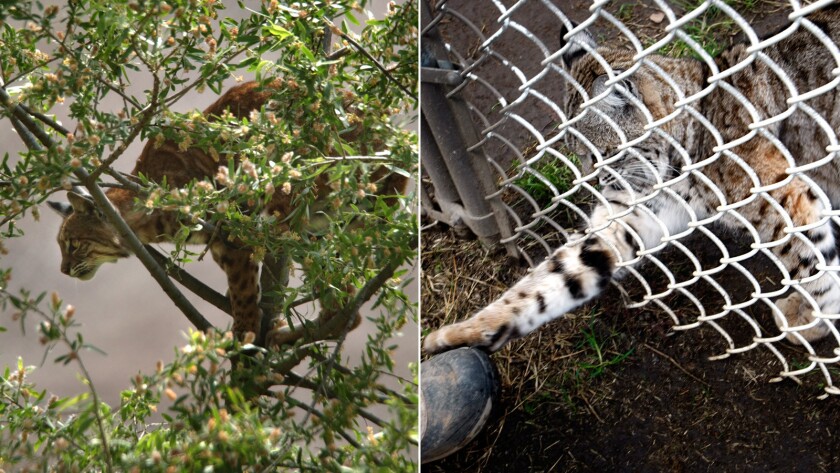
[[424, 6, 840, 353], [49, 80, 408, 345]]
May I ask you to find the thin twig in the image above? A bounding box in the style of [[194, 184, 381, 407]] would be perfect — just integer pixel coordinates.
[[282, 371, 416, 437], [4, 290, 116, 472], [282, 396, 370, 458], [323, 19, 416, 101], [642, 343, 709, 387], [20, 104, 71, 135], [97, 77, 143, 110], [88, 77, 160, 182], [4, 56, 62, 87], [321, 154, 392, 162], [161, 45, 250, 109], [287, 294, 318, 309], [308, 352, 414, 405], [301, 301, 353, 426], [63, 181, 135, 190], [325, 46, 351, 60], [72, 347, 114, 471]]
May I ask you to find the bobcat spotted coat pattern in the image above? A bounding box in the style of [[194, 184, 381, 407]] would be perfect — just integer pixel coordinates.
[[424, 6, 840, 353], [51, 81, 407, 343]]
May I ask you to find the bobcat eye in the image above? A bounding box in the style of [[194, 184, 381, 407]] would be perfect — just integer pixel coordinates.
[[68, 239, 80, 251]]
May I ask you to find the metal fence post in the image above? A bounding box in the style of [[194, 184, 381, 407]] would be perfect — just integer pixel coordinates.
[[420, 0, 518, 256]]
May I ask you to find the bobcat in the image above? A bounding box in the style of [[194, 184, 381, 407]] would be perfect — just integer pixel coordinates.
[[49, 80, 408, 344], [424, 6, 840, 353]]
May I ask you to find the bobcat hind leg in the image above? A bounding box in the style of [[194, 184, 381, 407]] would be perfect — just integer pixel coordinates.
[[774, 292, 835, 343], [761, 177, 840, 344]]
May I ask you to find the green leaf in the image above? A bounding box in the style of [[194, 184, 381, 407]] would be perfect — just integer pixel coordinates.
[[266, 24, 294, 40], [345, 11, 359, 26], [298, 43, 315, 62]]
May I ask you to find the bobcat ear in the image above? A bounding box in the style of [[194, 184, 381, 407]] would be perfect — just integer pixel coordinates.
[[66, 191, 97, 216], [47, 200, 74, 218], [559, 21, 596, 68]]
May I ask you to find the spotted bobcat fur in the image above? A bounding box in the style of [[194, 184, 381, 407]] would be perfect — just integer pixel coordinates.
[[424, 6, 840, 353], [49, 80, 407, 344]]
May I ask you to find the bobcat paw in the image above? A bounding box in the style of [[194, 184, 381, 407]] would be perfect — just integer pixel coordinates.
[[424, 320, 520, 354], [774, 293, 833, 344], [423, 324, 492, 354], [423, 328, 449, 354]]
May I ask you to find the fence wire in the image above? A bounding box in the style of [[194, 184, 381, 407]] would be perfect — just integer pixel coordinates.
[[422, 0, 840, 396]]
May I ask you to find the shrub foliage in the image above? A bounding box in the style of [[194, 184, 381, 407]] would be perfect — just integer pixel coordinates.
[[0, 0, 418, 470]]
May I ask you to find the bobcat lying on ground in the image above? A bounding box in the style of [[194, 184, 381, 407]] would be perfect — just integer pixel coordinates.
[[424, 6, 840, 353], [49, 80, 407, 344]]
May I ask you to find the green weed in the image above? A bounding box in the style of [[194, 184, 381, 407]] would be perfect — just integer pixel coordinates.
[[658, 0, 772, 58], [511, 153, 581, 207], [574, 322, 635, 380], [617, 3, 636, 22]]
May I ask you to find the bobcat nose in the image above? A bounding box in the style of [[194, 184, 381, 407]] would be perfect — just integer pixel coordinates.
[[60, 261, 72, 275]]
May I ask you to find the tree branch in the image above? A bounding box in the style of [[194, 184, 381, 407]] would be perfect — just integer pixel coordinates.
[[103, 168, 143, 192], [269, 254, 409, 375], [20, 104, 71, 135], [0, 88, 213, 333], [8, 114, 43, 152], [144, 245, 231, 315], [324, 46, 351, 60], [0, 88, 53, 148], [75, 169, 213, 332]]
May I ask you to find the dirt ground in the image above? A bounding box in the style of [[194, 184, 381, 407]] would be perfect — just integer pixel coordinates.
[[422, 227, 840, 472], [422, 1, 840, 471]]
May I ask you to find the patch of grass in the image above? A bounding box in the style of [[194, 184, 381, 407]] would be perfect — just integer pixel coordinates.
[[524, 313, 637, 414], [725, 0, 762, 11], [659, 0, 778, 58], [657, 4, 735, 58], [543, 313, 636, 405], [617, 3, 636, 23], [573, 320, 635, 380], [511, 153, 581, 208]]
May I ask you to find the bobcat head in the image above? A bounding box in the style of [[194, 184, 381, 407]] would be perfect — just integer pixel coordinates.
[[558, 23, 646, 158], [557, 22, 700, 187], [48, 192, 131, 280]]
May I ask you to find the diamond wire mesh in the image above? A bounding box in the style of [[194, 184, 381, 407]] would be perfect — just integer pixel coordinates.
[[423, 0, 840, 396]]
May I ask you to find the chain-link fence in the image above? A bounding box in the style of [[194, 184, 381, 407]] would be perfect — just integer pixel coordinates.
[[421, 0, 840, 396]]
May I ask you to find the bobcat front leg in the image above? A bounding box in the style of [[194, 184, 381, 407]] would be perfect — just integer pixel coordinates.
[[424, 192, 687, 353], [210, 241, 262, 340]]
